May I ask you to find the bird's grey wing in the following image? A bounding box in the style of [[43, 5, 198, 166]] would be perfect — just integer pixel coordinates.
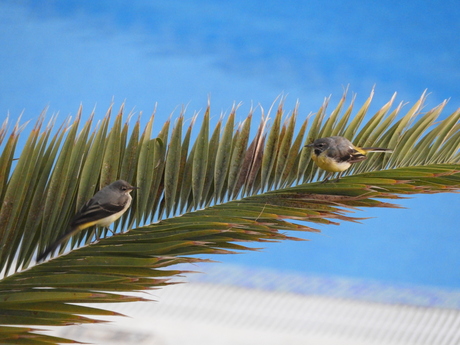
[[328, 145, 367, 164], [347, 148, 367, 163], [70, 197, 127, 228]]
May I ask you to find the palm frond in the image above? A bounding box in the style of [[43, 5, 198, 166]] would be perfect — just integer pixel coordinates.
[[0, 90, 459, 344]]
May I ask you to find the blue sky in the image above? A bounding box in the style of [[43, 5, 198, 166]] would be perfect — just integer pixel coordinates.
[[1, 0, 459, 289]]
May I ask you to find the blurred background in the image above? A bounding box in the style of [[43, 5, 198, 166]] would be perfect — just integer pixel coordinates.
[[1, 1, 460, 344]]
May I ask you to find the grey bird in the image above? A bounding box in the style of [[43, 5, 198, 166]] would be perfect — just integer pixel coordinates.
[[305, 136, 393, 182], [37, 180, 137, 261]]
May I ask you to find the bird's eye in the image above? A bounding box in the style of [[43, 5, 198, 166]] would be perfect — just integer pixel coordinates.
[[121, 186, 127, 191]]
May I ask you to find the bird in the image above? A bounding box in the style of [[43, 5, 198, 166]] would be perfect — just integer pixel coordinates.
[[305, 136, 393, 183], [37, 180, 138, 262]]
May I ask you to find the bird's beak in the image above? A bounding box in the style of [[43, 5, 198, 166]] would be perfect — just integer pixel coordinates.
[[305, 143, 314, 148]]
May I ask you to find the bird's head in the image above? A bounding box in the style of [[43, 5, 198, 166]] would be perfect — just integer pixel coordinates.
[[305, 138, 331, 154], [111, 180, 139, 194]]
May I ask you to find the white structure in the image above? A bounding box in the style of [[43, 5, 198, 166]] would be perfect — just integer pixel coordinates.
[[47, 265, 460, 345]]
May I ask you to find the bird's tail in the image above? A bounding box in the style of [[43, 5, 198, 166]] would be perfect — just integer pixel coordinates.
[[360, 147, 393, 153], [36, 228, 78, 262]]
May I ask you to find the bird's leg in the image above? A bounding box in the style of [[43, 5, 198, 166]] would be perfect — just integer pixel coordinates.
[[321, 172, 333, 183], [94, 227, 114, 242], [332, 171, 344, 183], [94, 228, 101, 241]]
